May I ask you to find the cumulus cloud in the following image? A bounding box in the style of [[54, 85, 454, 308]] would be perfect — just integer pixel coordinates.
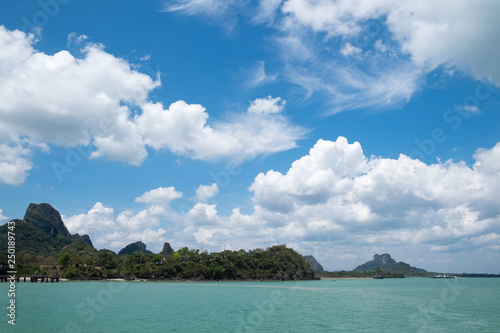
[[62, 139, 500, 271], [117, 205, 168, 230], [64, 202, 116, 235], [137, 97, 305, 162], [0, 26, 304, 185], [195, 183, 219, 202], [163, 137, 500, 271], [0, 142, 33, 185], [187, 203, 220, 226], [64, 187, 184, 251], [0, 26, 158, 179], [135, 187, 183, 206]]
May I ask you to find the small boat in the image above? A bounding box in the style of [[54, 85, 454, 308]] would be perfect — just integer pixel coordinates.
[[433, 274, 455, 278]]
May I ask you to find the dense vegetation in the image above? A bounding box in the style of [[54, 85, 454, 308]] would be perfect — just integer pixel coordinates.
[[0, 205, 316, 281], [353, 253, 430, 277], [317, 270, 405, 278], [0, 219, 74, 256], [0, 241, 316, 281]]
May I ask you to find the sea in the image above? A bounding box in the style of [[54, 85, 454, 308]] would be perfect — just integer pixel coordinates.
[[2, 278, 499, 332]]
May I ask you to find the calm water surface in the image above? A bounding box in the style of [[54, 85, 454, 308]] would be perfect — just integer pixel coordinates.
[[2, 278, 499, 332]]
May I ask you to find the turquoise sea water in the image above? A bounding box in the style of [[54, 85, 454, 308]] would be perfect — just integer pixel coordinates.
[[1, 278, 499, 332]]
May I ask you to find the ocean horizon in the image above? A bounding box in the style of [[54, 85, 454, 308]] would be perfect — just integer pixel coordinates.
[[3, 278, 499, 332]]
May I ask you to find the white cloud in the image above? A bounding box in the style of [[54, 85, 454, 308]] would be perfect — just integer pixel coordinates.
[[0, 26, 159, 178], [0, 26, 304, 185], [195, 183, 220, 202], [126, 228, 167, 245], [54, 132, 500, 273], [167, 1, 500, 110], [161, 137, 500, 272], [280, 0, 500, 81], [164, 0, 244, 32], [187, 203, 220, 226], [65, 205, 167, 252], [280, 0, 500, 106], [473, 142, 500, 176], [340, 42, 362, 57], [117, 205, 168, 230], [0, 209, 8, 221], [64, 202, 116, 235], [253, 0, 283, 24], [135, 187, 183, 206], [137, 97, 305, 162], [0, 142, 33, 185], [62, 138, 500, 271], [67, 32, 88, 46], [64, 186, 186, 251], [244, 61, 277, 89], [248, 96, 285, 115], [385, 1, 500, 82]]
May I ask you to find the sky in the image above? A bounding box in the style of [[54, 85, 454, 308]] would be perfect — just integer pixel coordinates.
[[0, 0, 499, 273]]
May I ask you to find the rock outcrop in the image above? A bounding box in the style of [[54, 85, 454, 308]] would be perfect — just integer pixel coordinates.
[[353, 253, 397, 271], [118, 241, 154, 256], [23, 203, 71, 237], [304, 255, 324, 272], [72, 233, 94, 247], [161, 242, 174, 256]]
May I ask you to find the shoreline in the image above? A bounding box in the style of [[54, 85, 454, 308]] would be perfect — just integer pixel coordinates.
[[59, 277, 321, 282], [320, 277, 372, 280]]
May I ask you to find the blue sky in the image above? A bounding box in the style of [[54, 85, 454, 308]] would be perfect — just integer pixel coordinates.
[[0, 0, 499, 273]]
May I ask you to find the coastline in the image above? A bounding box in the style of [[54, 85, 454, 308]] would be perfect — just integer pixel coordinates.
[[320, 277, 372, 280], [58, 277, 320, 282]]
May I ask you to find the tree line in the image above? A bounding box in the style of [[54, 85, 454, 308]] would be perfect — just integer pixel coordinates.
[[0, 242, 317, 281]]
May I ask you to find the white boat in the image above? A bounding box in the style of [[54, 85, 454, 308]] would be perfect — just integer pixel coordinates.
[[433, 274, 455, 278]]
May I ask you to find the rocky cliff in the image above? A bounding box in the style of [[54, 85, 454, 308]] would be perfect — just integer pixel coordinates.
[[161, 242, 174, 256], [304, 255, 324, 272], [118, 241, 154, 256], [22, 202, 93, 247], [354, 253, 397, 271], [24, 203, 71, 237]]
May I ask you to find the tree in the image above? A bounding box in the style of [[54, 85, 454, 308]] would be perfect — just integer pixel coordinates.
[[59, 252, 70, 267]]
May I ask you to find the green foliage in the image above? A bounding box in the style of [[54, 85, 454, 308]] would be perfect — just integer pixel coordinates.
[[0, 253, 7, 274], [62, 266, 79, 279], [97, 249, 118, 269], [1, 218, 315, 280], [0, 220, 73, 256], [59, 252, 70, 267], [353, 254, 429, 277], [317, 269, 406, 278]]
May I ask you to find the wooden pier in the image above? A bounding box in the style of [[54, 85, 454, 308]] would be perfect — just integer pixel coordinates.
[[0, 275, 59, 283]]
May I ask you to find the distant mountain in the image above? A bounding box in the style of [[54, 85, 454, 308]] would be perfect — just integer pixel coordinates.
[[304, 255, 324, 272], [354, 253, 428, 276], [118, 241, 154, 256], [354, 253, 396, 271], [0, 203, 93, 256]]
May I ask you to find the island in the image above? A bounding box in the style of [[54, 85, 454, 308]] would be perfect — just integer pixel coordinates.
[[0, 203, 316, 281]]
